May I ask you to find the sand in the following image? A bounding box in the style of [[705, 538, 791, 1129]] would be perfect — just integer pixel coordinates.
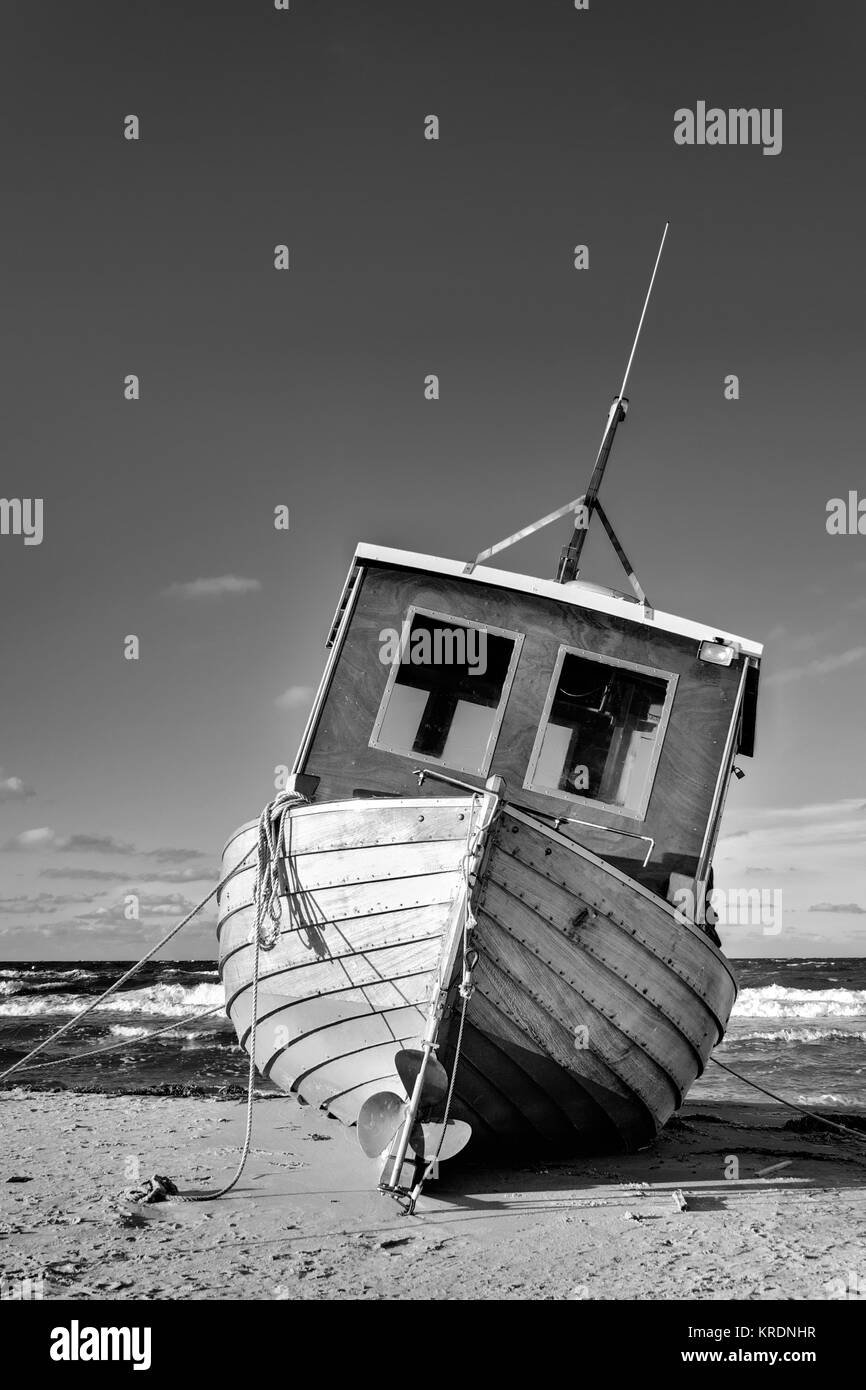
[[1, 1088, 864, 1301]]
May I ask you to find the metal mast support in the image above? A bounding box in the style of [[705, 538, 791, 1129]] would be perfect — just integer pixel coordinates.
[[463, 225, 669, 598], [556, 222, 669, 594]]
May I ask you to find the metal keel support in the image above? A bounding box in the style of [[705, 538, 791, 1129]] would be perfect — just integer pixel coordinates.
[[380, 1042, 437, 1191], [379, 778, 505, 1195]]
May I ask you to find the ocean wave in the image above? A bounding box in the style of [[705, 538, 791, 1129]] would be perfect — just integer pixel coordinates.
[[792, 1094, 860, 1108], [0, 967, 99, 989], [108, 1023, 223, 1041], [0, 982, 223, 1018], [733, 985, 866, 1019], [734, 1027, 866, 1044]]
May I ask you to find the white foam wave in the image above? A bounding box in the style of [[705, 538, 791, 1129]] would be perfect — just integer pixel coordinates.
[[735, 1027, 866, 1045], [733, 985, 866, 1020], [0, 967, 98, 990], [0, 982, 223, 1018], [792, 1094, 859, 1108], [108, 1023, 220, 1041]]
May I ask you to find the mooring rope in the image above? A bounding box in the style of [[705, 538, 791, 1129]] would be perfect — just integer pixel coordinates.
[[0, 788, 308, 1204], [0, 885, 239, 1085], [7, 1005, 226, 1074], [154, 787, 308, 1203], [709, 1056, 866, 1147], [5, 786, 863, 1199]]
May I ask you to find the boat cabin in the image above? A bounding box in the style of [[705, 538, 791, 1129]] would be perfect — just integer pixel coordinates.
[[292, 543, 762, 910]]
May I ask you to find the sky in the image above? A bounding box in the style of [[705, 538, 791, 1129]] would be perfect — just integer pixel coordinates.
[[0, 0, 863, 959]]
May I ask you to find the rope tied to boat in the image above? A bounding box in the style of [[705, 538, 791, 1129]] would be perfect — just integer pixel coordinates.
[[708, 1056, 866, 1147], [172, 786, 308, 1202], [0, 787, 310, 1205], [0, 884, 236, 1086], [254, 787, 304, 951]]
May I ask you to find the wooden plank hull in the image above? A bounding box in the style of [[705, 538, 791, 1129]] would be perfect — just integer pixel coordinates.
[[217, 798, 474, 1124], [440, 807, 737, 1153], [217, 797, 737, 1155]]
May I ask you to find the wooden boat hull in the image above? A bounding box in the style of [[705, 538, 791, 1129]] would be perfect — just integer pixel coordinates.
[[440, 806, 736, 1153], [217, 797, 475, 1124], [217, 796, 737, 1155]]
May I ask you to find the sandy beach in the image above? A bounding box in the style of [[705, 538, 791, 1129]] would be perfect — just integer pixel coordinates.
[[2, 1088, 863, 1302]]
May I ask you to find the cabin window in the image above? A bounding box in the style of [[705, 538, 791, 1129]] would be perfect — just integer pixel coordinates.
[[369, 607, 523, 775], [524, 646, 677, 819]]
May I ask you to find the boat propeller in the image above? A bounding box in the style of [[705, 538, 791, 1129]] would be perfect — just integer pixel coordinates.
[[356, 1047, 472, 1185]]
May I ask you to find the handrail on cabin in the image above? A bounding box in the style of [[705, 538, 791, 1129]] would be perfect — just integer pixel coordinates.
[[412, 768, 483, 797], [412, 768, 507, 803], [509, 801, 655, 869], [411, 772, 655, 869]]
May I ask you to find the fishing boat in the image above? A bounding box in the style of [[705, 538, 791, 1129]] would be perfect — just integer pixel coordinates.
[[216, 227, 763, 1203]]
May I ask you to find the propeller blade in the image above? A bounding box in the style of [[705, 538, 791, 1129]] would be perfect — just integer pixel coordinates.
[[395, 1048, 449, 1109], [413, 1119, 473, 1163], [357, 1091, 407, 1159]]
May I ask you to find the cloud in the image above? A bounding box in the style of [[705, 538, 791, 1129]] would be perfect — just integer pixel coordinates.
[[808, 902, 866, 915], [716, 799, 866, 942], [275, 685, 313, 710], [41, 867, 131, 882], [0, 891, 94, 914], [162, 575, 261, 601], [41, 864, 215, 885], [85, 890, 198, 917], [764, 645, 866, 686], [2, 828, 137, 854], [0, 885, 218, 939], [0, 770, 35, 802], [140, 847, 211, 864], [58, 833, 135, 855], [139, 865, 217, 883], [3, 830, 210, 867], [719, 800, 866, 848], [761, 624, 825, 653], [73, 891, 217, 932], [2, 827, 58, 851], [744, 801, 866, 821]]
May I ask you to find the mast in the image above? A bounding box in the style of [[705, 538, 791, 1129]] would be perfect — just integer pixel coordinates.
[[556, 222, 669, 585], [464, 224, 669, 609]]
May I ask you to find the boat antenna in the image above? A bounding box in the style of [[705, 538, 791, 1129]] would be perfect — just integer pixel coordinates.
[[464, 223, 669, 612], [556, 221, 669, 585]]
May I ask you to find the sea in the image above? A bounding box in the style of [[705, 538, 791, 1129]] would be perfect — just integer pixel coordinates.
[[0, 958, 864, 1109]]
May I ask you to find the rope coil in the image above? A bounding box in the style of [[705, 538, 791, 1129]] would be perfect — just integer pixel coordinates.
[[254, 788, 300, 951]]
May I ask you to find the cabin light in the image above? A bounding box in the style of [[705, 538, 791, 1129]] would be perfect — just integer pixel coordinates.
[[699, 640, 736, 666]]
